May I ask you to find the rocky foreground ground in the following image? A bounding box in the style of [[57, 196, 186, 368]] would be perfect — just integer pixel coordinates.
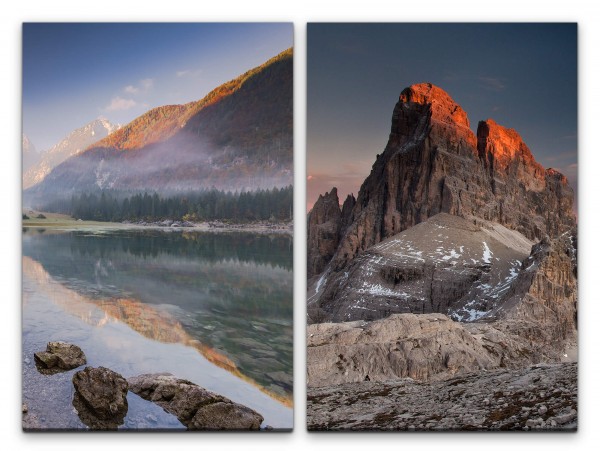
[[307, 362, 577, 431]]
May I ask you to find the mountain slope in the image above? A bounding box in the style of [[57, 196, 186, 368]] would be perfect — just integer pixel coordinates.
[[23, 119, 120, 189], [25, 48, 293, 206], [310, 213, 533, 323]]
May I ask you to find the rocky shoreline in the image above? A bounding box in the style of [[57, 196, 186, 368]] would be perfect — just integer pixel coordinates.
[[24, 341, 268, 431], [122, 219, 293, 234], [22, 212, 293, 235], [308, 362, 577, 431]]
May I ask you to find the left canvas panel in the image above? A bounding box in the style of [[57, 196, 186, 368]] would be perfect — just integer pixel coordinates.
[[22, 23, 294, 431]]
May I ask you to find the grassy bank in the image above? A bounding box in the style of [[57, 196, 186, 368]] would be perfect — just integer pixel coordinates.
[[22, 210, 123, 229]]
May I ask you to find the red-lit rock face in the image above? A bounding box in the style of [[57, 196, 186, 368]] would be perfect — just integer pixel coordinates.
[[307, 83, 576, 274], [387, 83, 477, 153], [399, 83, 471, 130], [477, 118, 546, 191], [478, 118, 540, 171]]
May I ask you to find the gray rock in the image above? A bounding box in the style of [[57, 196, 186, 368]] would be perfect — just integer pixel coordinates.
[[308, 313, 498, 387], [34, 341, 86, 374], [307, 310, 578, 388], [312, 213, 534, 323], [189, 402, 263, 430], [72, 366, 128, 430], [554, 409, 577, 425], [128, 373, 263, 430], [34, 351, 58, 370]]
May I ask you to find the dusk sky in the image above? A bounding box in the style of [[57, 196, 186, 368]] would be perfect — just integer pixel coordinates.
[[307, 23, 577, 211], [23, 23, 292, 152]]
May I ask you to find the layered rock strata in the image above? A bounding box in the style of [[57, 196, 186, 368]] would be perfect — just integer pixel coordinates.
[[307, 310, 576, 390]]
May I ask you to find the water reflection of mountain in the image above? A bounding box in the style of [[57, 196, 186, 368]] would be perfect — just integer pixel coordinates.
[[22, 230, 293, 403], [23, 230, 292, 309]]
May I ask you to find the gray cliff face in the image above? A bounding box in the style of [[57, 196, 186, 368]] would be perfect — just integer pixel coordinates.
[[308, 83, 575, 276], [307, 190, 357, 279], [490, 229, 578, 346], [307, 188, 342, 278]]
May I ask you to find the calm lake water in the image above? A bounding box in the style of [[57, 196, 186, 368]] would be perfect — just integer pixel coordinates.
[[22, 228, 293, 430]]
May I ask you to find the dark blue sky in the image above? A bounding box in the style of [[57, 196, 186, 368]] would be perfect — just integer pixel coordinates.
[[307, 23, 577, 210], [23, 23, 292, 151]]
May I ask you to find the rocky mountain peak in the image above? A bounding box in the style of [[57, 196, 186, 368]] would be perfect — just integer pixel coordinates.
[[23, 133, 34, 150], [22, 133, 40, 174], [399, 83, 471, 129], [22, 118, 120, 189], [546, 167, 570, 185], [308, 83, 576, 277], [311, 188, 340, 222], [307, 187, 342, 278], [387, 83, 476, 155], [477, 118, 541, 173]]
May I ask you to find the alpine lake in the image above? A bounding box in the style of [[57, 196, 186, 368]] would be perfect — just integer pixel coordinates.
[[22, 226, 293, 430]]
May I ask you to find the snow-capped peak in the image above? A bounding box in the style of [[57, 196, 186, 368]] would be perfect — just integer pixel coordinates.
[[23, 117, 121, 189]]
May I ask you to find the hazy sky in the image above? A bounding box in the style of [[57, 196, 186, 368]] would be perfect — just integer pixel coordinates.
[[307, 23, 577, 211], [23, 23, 293, 152]]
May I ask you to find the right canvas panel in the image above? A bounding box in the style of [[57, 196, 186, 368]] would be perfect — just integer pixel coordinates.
[[306, 23, 578, 431]]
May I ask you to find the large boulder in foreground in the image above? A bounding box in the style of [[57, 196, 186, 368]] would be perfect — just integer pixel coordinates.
[[34, 341, 86, 374], [307, 313, 498, 387], [128, 373, 263, 430], [307, 311, 576, 389], [72, 366, 128, 430]]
